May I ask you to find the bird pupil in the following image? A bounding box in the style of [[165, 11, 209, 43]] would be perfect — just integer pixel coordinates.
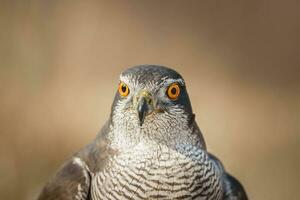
[[121, 85, 127, 93], [171, 87, 177, 95]]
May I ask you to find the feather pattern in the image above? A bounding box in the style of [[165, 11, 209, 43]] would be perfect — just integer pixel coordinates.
[[91, 144, 223, 200]]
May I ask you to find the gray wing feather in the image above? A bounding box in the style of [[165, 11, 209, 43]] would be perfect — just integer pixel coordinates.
[[208, 153, 248, 200], [38, 121, 113, 200], [38, 157, 91, 200], [223, 173, 248, 200]]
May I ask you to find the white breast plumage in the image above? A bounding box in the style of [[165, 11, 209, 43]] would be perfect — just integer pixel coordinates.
[[90, 144, 223, 200]]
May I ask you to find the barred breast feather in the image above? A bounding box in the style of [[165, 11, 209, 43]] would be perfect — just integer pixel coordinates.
[[91, 144, 223, 200]]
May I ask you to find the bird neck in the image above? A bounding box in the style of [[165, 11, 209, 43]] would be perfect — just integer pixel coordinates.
[[106, 117, 205, 152]]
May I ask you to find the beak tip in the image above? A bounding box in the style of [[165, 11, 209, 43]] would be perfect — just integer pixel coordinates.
[[138, 112, 145, 126]]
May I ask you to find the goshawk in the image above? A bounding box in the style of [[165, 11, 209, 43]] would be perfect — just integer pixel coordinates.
[[38, 65, 247, 200]]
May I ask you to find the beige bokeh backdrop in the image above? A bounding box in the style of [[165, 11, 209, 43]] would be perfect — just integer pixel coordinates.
[[0, 1, 299, 200]]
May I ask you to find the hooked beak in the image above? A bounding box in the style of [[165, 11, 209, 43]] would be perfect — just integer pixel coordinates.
[[135, 90, 153, 126]]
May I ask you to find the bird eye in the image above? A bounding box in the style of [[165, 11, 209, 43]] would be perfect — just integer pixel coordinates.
[[118, 82, 130, 97], [166, 83, 180, 100]]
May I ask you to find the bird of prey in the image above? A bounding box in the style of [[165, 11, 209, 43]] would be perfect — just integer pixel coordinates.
[[38, 65, 247, 200]]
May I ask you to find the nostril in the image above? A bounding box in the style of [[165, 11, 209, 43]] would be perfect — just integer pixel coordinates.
[[134, 96, 140, 104]]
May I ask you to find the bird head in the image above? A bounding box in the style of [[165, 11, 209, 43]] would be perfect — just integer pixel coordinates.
[[109, 65, 198, 148]]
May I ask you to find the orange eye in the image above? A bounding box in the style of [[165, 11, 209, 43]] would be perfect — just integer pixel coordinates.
[[118, 82, 129, 97], [167, 83, 180, 100]]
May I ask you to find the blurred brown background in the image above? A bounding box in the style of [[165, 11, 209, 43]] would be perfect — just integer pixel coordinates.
[[0, 0, 299, 199]]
